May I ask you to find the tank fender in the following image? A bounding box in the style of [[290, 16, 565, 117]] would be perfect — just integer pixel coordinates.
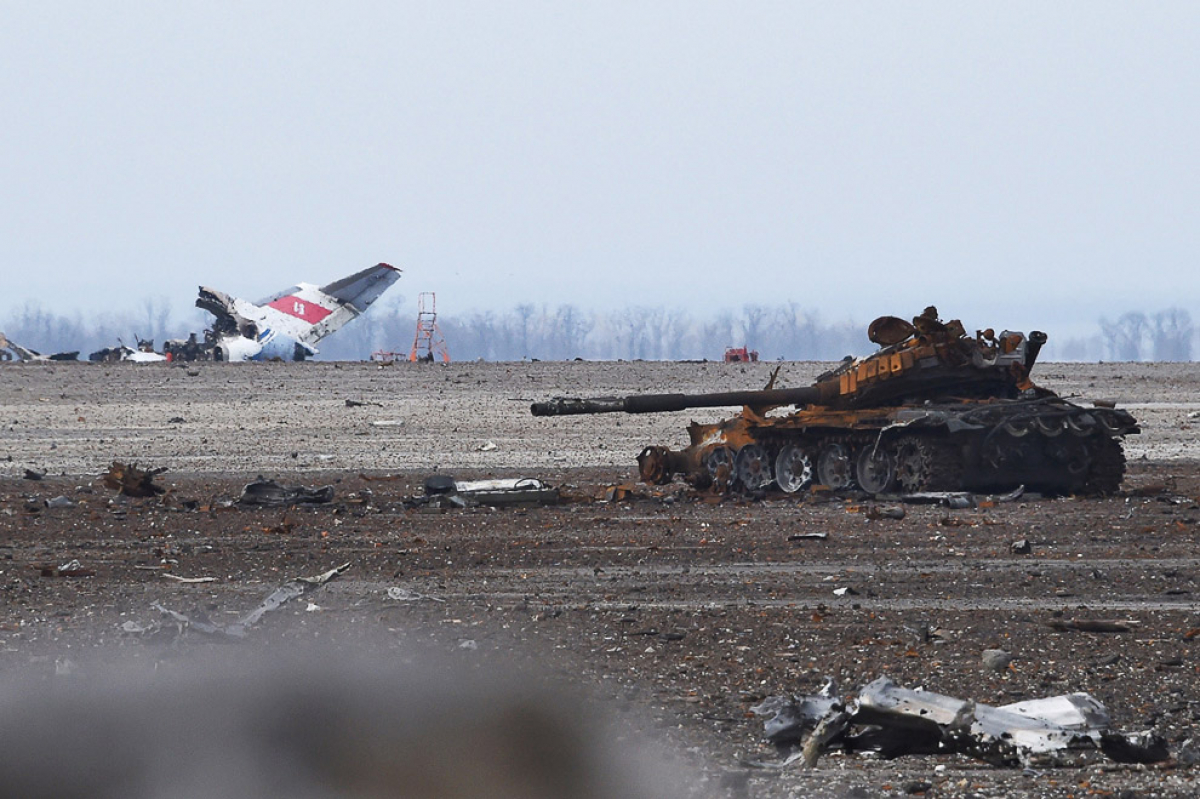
[[892, 408, 986, 433]]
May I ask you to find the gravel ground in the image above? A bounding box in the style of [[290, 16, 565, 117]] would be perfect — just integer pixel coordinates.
[[2, 359, 1200, 797], [3, 359, 1196, 477]]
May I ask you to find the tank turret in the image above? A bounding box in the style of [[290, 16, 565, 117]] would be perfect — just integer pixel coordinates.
[[532, 309, 1137, 496]]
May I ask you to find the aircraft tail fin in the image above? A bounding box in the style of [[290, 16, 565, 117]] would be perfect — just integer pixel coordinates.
[[320, 263, 401, 313]]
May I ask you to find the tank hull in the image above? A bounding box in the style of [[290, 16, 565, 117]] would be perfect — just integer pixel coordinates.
[[637, 397, 1138, 496]]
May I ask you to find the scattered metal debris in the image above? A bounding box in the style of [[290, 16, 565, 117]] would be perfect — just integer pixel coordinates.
[[87, 344, 129, 362], [864, 504, 905, 520], [161, 573, 217, 584], [153, 562, 350, 640], [754, 676, 1168, 769], [102, 461, 167, 498], [423, 475, 457, 495], [900, 492, 976, 508], [409, 476, 560, 509], [993, 485, 1026, 502], [0, 331, 78, 362], [1048, 619, 1136, 633], [386, 586, 445, 603], [605, 484, 637, 502], [787, 532, 829, 542], [455, 477, 547, 494], [38, 559, 95, 578], [152, 604, 226, 636], [238, 479, 335, 507]]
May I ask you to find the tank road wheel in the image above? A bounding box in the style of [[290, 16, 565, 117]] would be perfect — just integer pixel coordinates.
[[855, 444, 897, 495], [705, 446, 735, 490], [1047, 439, 1091, 479], [816, 442, 853, 490], [734, 444, 773, 490], [637, 446, 673, 486], [1035, 416, 1066, 437], [894, 436, 961, 493], [1003, 419, 1032, 438], [1068, 414, 1096, 436], [774, 445, 814, 494]]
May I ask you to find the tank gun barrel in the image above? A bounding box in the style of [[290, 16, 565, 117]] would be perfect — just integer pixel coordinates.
[[531, 386, 824, 416]]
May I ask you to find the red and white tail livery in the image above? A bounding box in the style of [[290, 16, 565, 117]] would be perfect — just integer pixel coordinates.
[[197, 263, 401, 361]]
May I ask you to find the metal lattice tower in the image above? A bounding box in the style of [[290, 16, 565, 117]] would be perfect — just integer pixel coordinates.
[[409, 292, 450, 363]]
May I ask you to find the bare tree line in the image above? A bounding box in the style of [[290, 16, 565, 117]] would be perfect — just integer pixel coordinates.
[[0, 298, 202, 358], [322, 302, 867, 362], [2, 299, 1195, 363], [1057, 309, 1195, 362]]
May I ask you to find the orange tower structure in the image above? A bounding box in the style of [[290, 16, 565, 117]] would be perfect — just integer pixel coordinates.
[[409, 292, 450, 363]]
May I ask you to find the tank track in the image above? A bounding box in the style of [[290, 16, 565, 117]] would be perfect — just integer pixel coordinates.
[[702, 420, 1127, 497], [1080, 435, 1126, 495]]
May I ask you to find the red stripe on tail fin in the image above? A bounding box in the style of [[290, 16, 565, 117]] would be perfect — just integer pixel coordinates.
[[267, 296, 333, 324]]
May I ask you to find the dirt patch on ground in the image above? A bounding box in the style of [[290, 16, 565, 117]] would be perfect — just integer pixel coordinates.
[[3, 361, 1200, 797]]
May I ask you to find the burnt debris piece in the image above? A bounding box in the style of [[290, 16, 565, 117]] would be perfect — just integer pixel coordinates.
[[152, 562, 351, 640], [0, 331, 78, 362], [533, 308, 1139, 497], [238, 478, 335, 507], [102, 461, 167, 497], [752, 676, 1169, 769], [1047, 618, 1137, 634]]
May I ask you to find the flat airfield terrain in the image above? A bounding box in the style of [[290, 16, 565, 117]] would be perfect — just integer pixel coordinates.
[[2, 359, 1200, 798]]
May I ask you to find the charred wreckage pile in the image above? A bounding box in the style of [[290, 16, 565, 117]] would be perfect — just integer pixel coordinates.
[[751, 676, 1169, 770], [534, 308, 1140, 497]]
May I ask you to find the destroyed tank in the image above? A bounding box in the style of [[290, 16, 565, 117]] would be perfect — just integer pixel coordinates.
[[531, 309, 1139, 496]]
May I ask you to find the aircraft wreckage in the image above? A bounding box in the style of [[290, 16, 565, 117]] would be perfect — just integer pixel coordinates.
[[533, 308, 1139, 496], [752, 676, 1169, 769], [194, 262, 399, 361], [0, 331, 78, 362], [3, 263, 400, 364]]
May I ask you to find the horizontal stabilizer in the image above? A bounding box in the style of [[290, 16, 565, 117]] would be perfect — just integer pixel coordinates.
[[320, 263, 401, 312]]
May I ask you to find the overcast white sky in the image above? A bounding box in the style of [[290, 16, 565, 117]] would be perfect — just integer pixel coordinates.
[[2, 2, 1197, 340]]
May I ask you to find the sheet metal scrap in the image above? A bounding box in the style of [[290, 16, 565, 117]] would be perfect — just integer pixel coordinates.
[[0, 331, 78, 362], [751, 678, 842, 746], [103, 461, 167, 497], [238, 478, 335, 507], [409, 476, 560, 509], [754, 676, 1168, 769], [153, 562, 351, 640]]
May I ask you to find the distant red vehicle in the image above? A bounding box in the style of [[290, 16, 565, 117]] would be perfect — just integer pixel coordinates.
[[724, 346, 758, 363]]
